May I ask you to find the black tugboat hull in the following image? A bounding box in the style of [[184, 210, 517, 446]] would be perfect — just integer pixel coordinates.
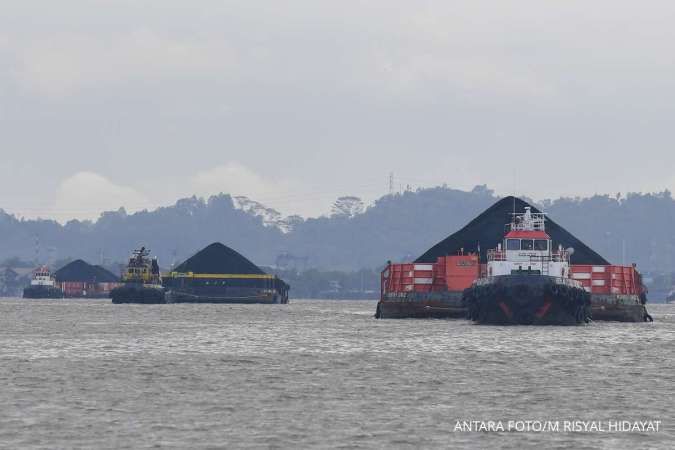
[[463, 275, 591, 325], [110, 286, 166, 304], [23, 286, 64, 299]]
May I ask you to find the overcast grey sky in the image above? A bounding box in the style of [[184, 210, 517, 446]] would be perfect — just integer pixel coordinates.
[[1, 1, 674, 221]]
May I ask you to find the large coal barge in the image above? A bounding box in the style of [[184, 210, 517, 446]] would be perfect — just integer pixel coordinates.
[[463, 207, 591, 325], [376, 196, 652, 322], [163, 243, 289, 304]]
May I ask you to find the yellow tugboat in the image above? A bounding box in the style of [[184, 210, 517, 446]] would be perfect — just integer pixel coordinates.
[[110, 247, 166, 304]]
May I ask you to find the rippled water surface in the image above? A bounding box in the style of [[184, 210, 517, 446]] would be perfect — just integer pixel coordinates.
[[0, 299, 673, 449]]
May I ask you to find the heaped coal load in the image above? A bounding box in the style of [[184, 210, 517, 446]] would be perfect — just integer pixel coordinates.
[[165, 242, 289, 304], [54, 260, 119, 283], [416, 196, 609, 265], [172, 242, 266, 275]]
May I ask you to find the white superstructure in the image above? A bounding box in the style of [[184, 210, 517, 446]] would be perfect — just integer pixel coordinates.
[[30, 266, 57, 287], [486, 207, 572, 278]]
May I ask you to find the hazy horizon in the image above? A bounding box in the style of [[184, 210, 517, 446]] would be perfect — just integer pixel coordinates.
[[2, 1, 675, 222], [2, 183, 673, 225]]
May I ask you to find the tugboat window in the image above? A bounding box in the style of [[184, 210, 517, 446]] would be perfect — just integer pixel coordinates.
[[520, 239, 534, 250], [506, 239, 520, 250], [534, 240, 548, 251]]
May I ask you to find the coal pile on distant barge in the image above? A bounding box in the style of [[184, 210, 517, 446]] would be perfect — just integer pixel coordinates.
[[172, 242, 266, 275], [164, 242, 289, 304], [55, 260, 119, 283]]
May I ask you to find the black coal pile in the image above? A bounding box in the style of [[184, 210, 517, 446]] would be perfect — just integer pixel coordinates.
[[54, 260, 119, 283], [173, 243, 266, 275], [416, 196, 609, 265]]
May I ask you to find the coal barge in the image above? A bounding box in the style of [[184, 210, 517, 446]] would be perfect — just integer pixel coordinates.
[[463, 207, 591, 325], [55, 260, 121, 298], [376, 196, 652, 322], [163, 243, 289, 304]]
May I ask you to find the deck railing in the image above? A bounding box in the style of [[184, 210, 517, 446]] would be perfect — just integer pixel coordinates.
[[487, 250, 570, 263]]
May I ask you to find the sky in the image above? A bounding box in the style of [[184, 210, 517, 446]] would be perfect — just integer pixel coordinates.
[[1, 1, 675, 222]]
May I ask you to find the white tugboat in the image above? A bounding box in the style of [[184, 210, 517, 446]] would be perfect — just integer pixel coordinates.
[[23, 266, 64, 299], [463, 207, 591, 325]]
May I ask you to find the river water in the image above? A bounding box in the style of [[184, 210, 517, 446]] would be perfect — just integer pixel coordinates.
[[0, 299, 673, 449]]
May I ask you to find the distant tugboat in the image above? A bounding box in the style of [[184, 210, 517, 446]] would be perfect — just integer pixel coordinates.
[[110, 247, 165, 304], [463, 207, 591, 325], [23, 266, 64, 299]]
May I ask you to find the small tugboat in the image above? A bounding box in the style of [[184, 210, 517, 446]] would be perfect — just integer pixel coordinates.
[[110, 247, 166, 304], [23, 266, 64, 299], [463, 207, 591, 325]]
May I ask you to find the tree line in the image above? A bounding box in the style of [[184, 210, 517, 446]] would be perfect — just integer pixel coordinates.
[[1, 186, 674, 275]]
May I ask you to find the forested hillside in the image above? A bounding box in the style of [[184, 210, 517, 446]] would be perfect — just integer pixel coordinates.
[[1, 187, 673, 273]]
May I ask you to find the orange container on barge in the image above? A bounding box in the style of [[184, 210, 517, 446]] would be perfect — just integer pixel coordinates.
[[377, 254, 478, 319]]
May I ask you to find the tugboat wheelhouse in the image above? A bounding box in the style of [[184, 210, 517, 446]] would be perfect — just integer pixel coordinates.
[[486, 208, 571, 279]]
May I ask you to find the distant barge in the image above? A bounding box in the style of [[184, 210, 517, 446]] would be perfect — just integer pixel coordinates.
[[112, 243, 289, 304], [163, 243, 288, 304], [24, 261, 121, 300], [376, 197, 652, 323], [164, 272, 289, 304]]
